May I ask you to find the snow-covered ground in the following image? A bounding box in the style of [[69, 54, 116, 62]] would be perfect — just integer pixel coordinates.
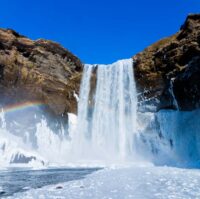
[[6, 165, 200, 199]]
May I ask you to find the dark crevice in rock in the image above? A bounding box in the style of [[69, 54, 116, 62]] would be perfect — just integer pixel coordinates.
[[0, 42, 5, 50], [0, 64, 4, 80], [178, 47, 200, 66]]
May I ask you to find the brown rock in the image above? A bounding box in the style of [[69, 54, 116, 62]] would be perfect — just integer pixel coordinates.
[[0, 29, 83, 115], [133, 14, 200, 111]]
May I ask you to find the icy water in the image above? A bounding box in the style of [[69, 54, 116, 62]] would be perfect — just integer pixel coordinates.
[[0, 168, 99, 197]]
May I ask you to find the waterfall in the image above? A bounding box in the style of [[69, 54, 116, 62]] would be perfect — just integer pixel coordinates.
[[0, 59, 141, 167], [2, 57, 200, 168], [71, 59, 138, 163], [70, 65, 93, 158]]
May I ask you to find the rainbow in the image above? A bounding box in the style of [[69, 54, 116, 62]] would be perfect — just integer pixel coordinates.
[[0, 101, 46, 114]]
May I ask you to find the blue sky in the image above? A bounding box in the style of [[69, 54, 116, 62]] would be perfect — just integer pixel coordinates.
[[0, 0, 199, 64]]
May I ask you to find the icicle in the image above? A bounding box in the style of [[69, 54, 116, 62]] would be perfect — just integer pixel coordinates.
[[169, 78, 179, 110]]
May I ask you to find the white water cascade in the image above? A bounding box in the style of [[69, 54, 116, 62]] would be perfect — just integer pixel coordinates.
[[70, 59, 138, 164]]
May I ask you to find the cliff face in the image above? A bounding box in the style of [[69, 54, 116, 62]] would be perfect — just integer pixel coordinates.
[[0, 29, 83, 115], [133, 14, 200, 112], [0, 14, 200, 116]]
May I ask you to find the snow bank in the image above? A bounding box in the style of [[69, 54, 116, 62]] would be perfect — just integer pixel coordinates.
[[7, 166, 200, 199]]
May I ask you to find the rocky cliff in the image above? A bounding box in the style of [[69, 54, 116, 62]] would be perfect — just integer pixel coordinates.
[[0, 14, 200, 116], [0, 29, 83, 115], [133, 14, 200, 112]]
